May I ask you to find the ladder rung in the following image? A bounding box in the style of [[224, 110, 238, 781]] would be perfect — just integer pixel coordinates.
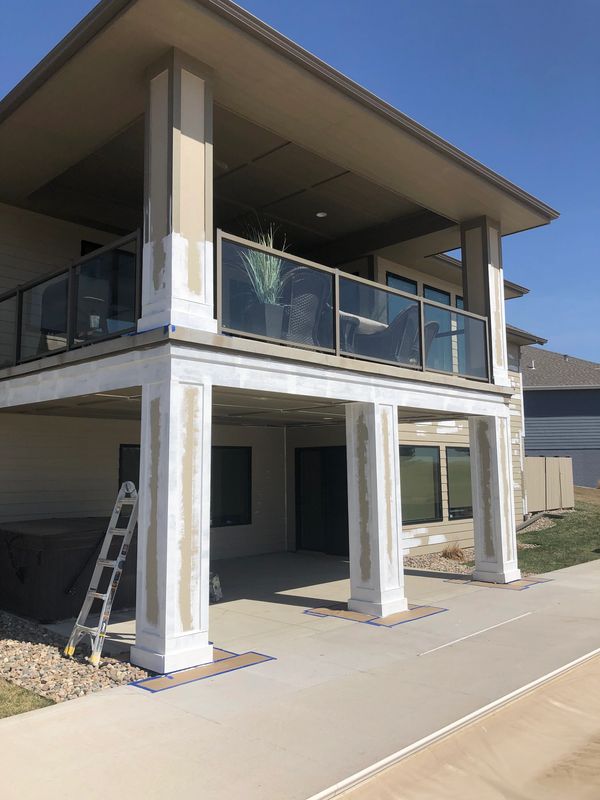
[[97, 558, 117, 568], [89, 591, 108, 600], [108, 528, 128, 536]]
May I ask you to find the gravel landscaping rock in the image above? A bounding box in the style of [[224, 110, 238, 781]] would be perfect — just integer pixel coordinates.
[[404, 548, 474, 575], [0, 611, 149, 703]]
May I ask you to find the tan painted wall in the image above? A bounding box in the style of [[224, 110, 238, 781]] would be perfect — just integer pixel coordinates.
[[0, 202, 115, 293]]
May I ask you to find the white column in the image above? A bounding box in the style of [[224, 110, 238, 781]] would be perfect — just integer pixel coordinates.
[[460, 217, 509, 386], [345, 402, 407, 616], [131, 366, 213, 673], [139, 49, 216, 333], [469, 414, 521, 583]]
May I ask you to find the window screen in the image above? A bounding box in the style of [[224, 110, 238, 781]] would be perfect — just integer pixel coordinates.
[[399, 445, 442, 524], [447, 447, 473, 520], [211, 446, 252, 527]]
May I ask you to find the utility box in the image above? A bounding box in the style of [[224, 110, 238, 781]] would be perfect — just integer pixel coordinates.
[[0, 518, 137, 623]]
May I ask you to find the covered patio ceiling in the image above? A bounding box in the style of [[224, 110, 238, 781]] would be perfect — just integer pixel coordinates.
[[0, 0, 557, 263], [1, 385, 469, 427], [20, 106, 449, 259]]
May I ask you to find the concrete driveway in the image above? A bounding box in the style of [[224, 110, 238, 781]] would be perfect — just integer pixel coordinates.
[[2, 555, 599, 800]]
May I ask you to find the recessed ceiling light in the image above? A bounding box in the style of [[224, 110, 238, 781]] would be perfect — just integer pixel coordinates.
[[316, 211, 328, 218]]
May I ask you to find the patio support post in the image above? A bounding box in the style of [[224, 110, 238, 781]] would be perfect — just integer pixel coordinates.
[[131, 363, 213, 672], [345, 401, 408, 616], [460, 217, 509, 386], [469, 414, 521, 583], [139, 49, 216, 333]]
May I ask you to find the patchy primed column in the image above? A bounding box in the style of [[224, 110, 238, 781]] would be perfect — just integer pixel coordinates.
[[131, 371, 213, 672], [139, 49, 216, 333], [345, 402, 407, 616], [460, 217, 509, 386], [469, 414, 521, 583]]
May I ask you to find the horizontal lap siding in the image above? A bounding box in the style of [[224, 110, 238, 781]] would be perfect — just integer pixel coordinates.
[[0, 414, 140, 521], [399, 419, 474, 555], [508, 371, 525, 522], [0, 203, 114, 293]]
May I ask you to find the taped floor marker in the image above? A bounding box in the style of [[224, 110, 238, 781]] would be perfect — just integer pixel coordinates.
[[445, 576, 552, 591], [304, 603, 447, 627], [131, 649, 275, 692]]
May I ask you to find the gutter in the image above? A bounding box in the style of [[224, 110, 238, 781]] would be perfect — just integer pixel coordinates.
[[0, 0, 559, 224]]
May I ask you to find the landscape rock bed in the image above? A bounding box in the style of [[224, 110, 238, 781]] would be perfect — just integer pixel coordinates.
[[0, 611, 149, 703], [404, 548, 474, 575]]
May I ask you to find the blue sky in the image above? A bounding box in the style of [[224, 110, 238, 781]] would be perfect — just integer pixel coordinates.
[[2, 1, 599, 360]]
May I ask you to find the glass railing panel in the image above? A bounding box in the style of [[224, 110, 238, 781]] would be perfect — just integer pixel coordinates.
[[72, 244, 137, 345], [0, 294, 17, 368], [459, 314, 488, 379], [221, 238, 334, 350], [423, 303, 487, 379], [339, 277, 421, 367], [19, 273, 69, 361]]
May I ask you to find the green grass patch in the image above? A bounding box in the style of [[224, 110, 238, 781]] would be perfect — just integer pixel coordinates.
[[0, 678, 53, 719], [517, 502, 600, 575]]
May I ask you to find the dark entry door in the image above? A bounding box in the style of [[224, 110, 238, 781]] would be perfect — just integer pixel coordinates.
[[295, 446, 349, 556]]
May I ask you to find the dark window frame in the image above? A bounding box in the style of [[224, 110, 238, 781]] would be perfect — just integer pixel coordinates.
[[386, 271, 418, 296], [399, 444, 443, 525], [211, 445, 252, 528], [119, 443, 140, 490], [446, 446, 473, 521], [423, 284, 451, 306]]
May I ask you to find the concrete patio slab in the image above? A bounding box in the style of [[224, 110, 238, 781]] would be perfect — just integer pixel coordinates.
[[8, 554, 600, 800]]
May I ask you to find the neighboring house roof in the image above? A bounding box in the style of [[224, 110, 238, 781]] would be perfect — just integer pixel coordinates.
[[522, 346, 600, 389]]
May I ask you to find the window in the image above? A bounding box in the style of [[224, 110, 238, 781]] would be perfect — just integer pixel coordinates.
[[455, 296, 464, 309], [447, 447, 473, 520], [423, 285, 451, 306], [386, 273, 417, 296], [399, 445, 442, 524], [119, 444, 140, 488], [211, 446, 252, 527]]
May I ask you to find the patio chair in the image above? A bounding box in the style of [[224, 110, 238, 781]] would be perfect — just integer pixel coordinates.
[[353, 303, 419, 364], [281, 267, 332, 347]]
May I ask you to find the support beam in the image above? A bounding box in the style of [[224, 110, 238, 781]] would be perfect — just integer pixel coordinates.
[[131, 368, 213, 673], [469, 414, 521, 584], [345, 401, 407, 616], [139, 49, 216, 333], [460, 217, 509, 386]]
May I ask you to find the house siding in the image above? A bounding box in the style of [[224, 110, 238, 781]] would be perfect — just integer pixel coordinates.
[[0, 202, 115, 294], [524, 388, 600, 488]]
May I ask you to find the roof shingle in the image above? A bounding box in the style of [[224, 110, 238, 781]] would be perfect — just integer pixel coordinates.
[[521, 346, 600, 388]]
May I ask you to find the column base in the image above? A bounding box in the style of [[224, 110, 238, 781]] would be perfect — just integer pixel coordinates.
[[472, 567, 522, 584], [348, 596, 408, 618], [130, 642, 213, 674]]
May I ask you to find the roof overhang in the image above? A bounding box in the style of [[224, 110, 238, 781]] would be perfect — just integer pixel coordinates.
[[0, 0, 558, 249], [506, 325, 547, 347]]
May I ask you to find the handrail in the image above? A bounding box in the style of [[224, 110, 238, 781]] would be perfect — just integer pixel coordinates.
[[216, 229, 490, 382], [0, 230, 141, 368], [218, 229, 488, 324]]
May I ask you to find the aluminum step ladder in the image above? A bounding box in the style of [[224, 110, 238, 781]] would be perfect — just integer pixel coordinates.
[[64, 481, 138, 667]]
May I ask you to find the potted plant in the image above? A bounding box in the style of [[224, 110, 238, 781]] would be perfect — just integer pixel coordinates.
[[240, 224, 287, 339]]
